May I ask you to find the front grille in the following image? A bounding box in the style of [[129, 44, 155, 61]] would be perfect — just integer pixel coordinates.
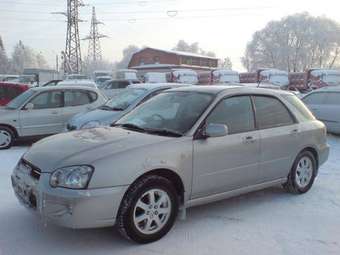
[[20, 159, 41, 180]]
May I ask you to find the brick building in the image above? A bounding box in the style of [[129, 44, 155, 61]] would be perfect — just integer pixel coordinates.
[[128, 47, 218, 74]]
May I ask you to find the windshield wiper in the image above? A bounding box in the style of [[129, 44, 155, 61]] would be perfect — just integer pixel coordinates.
[[99, 105, 113, 111], [146, 128, 183, 137], [111, 107, 125, 111], [116, 123, 146, 132]]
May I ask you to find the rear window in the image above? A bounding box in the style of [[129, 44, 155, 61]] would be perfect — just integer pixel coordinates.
[[254, 96, 295, 129], [302, 93, 326, 105], [283, 95, 315, 121]]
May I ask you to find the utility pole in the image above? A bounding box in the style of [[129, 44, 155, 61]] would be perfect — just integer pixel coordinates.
[[53, 0, 84, 74], [83, 6, 107, 68]]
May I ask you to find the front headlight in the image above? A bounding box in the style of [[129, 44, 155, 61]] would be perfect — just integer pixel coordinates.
[[81, 121, 102, 129], [50, 165, 94, 189]]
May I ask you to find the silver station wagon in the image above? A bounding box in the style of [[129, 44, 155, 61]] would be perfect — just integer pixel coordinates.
[[11, 86, 329, 243], [0, 86, 107, 149]]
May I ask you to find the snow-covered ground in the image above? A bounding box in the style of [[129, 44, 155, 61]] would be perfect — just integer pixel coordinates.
[[0, 136, 340, 255]]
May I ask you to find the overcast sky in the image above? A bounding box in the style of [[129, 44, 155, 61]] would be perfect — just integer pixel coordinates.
[[1, 0, 340, 71]]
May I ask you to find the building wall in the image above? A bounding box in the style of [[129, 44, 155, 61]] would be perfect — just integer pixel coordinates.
[[128, 48, 218, 69], [129, 48, 180, 67]]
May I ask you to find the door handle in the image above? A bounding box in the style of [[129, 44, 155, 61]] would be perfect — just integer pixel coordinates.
[[51, 110, 59, 115], [290, 129, 299, 135], [243, 136, 256, 144]]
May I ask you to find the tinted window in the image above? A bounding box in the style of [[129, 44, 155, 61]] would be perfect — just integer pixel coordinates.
[[107, 81, 130, 89], [88, 91, 98, 102], [325, 92, 340, 105], [254, 96, 294, 129], [283, 95, 315, 121], [29, 91, 63, 109], [206, 96, 255, 134], [303, 93, 326, 105], [64, 90, 91, 107]]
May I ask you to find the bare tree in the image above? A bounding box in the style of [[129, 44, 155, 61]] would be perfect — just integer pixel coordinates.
[[219, 57, 233, 69], [0, 36, 10, 74], [173, 40, 216, 57], [242, 13, 340, 72], [116, 45, 140, 69]]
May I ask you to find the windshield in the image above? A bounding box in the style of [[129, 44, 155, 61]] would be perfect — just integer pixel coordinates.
[[103, 88, 147, 111], [269, 74, 289, 86], [6, 89, 35, 109], [323, 74, 340, 85], [116, 91, 213, 134]]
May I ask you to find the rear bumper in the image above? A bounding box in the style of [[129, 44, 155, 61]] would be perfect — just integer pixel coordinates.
[[12, 170, 128, 229], [318, 143, 330, 167]]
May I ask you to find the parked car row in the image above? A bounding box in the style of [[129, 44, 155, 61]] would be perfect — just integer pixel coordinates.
[[0, 86, 106, 149], [10, 85, 329, 244]]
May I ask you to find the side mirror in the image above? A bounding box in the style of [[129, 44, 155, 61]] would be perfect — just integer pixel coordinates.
[[24, 103, 34, 110], [204, 123, 229, 138]]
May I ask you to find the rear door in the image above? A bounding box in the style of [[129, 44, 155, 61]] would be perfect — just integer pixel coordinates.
[[62, 89, 99, 128], [253, 95, 299, 182], [19, 90, 64, 136]]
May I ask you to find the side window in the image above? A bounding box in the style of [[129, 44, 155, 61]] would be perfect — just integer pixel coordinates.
[[206, 96, 255, 134], [64, 90, 91, 107], [0, 86, 6, 99], [254, 96, 294, 129], [302, 93, 326, 105], [88, 91, 98, 103], [29, 91, 63, 109], [325, 92, 340, 105], [118, 81, 130, 89]]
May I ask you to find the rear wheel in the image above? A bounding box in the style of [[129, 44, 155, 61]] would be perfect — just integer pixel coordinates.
[[117, 175, 179, 243], [283, 151, 317, 194], [0, 126, 14, 150]]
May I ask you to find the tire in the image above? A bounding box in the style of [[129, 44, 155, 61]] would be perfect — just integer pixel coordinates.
[[283, 151, 317, 194], [117, 175, 179, 244], [0, 126, 14, 150]]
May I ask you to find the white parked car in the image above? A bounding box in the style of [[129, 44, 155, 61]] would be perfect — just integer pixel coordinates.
[[0, 86, 107, 149], [302, 87, 340, 134]]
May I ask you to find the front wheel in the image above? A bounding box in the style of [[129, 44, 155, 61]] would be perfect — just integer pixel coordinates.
[[283, 151, 317, 194], [0, 126, 14, 150], [117, 175, 179, 243]]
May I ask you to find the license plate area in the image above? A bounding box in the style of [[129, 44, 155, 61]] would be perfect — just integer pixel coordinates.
[[12, 175, 38, 209]]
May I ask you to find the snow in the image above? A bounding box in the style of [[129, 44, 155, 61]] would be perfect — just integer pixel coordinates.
[[58, 80, 98, 88], [144, 72, 167, 83], [136, 47, 218, 60], [213, 69, 240, 83], [1, 136, 340, 255]]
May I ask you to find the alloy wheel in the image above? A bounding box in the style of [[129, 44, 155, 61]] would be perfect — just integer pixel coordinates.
[[133, 189, 172, 235]]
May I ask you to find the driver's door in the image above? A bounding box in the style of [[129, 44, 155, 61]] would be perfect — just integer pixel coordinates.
[[192, 96, 261, 199], [19, 91, 64, 136]]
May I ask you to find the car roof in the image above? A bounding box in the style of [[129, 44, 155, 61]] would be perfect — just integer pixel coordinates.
[[166, 84, 294, 96], [311, 86, 340, 93], [128, 83, 191, 91], [30, 86, 99, 92]]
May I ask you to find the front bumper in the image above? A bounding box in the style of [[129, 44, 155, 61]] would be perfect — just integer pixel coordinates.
[[11, 165, 128, 229]]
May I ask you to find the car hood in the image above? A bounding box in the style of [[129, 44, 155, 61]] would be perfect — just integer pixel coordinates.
[[0, 107, 16, 116], [69, 109, 125, 128], [23, 127, 172, 172]]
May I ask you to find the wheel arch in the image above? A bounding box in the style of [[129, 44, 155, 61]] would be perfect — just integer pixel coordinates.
[[0, 124, 18, 138], [129, 168, 185, 205], [300, 147, 319, 170]]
